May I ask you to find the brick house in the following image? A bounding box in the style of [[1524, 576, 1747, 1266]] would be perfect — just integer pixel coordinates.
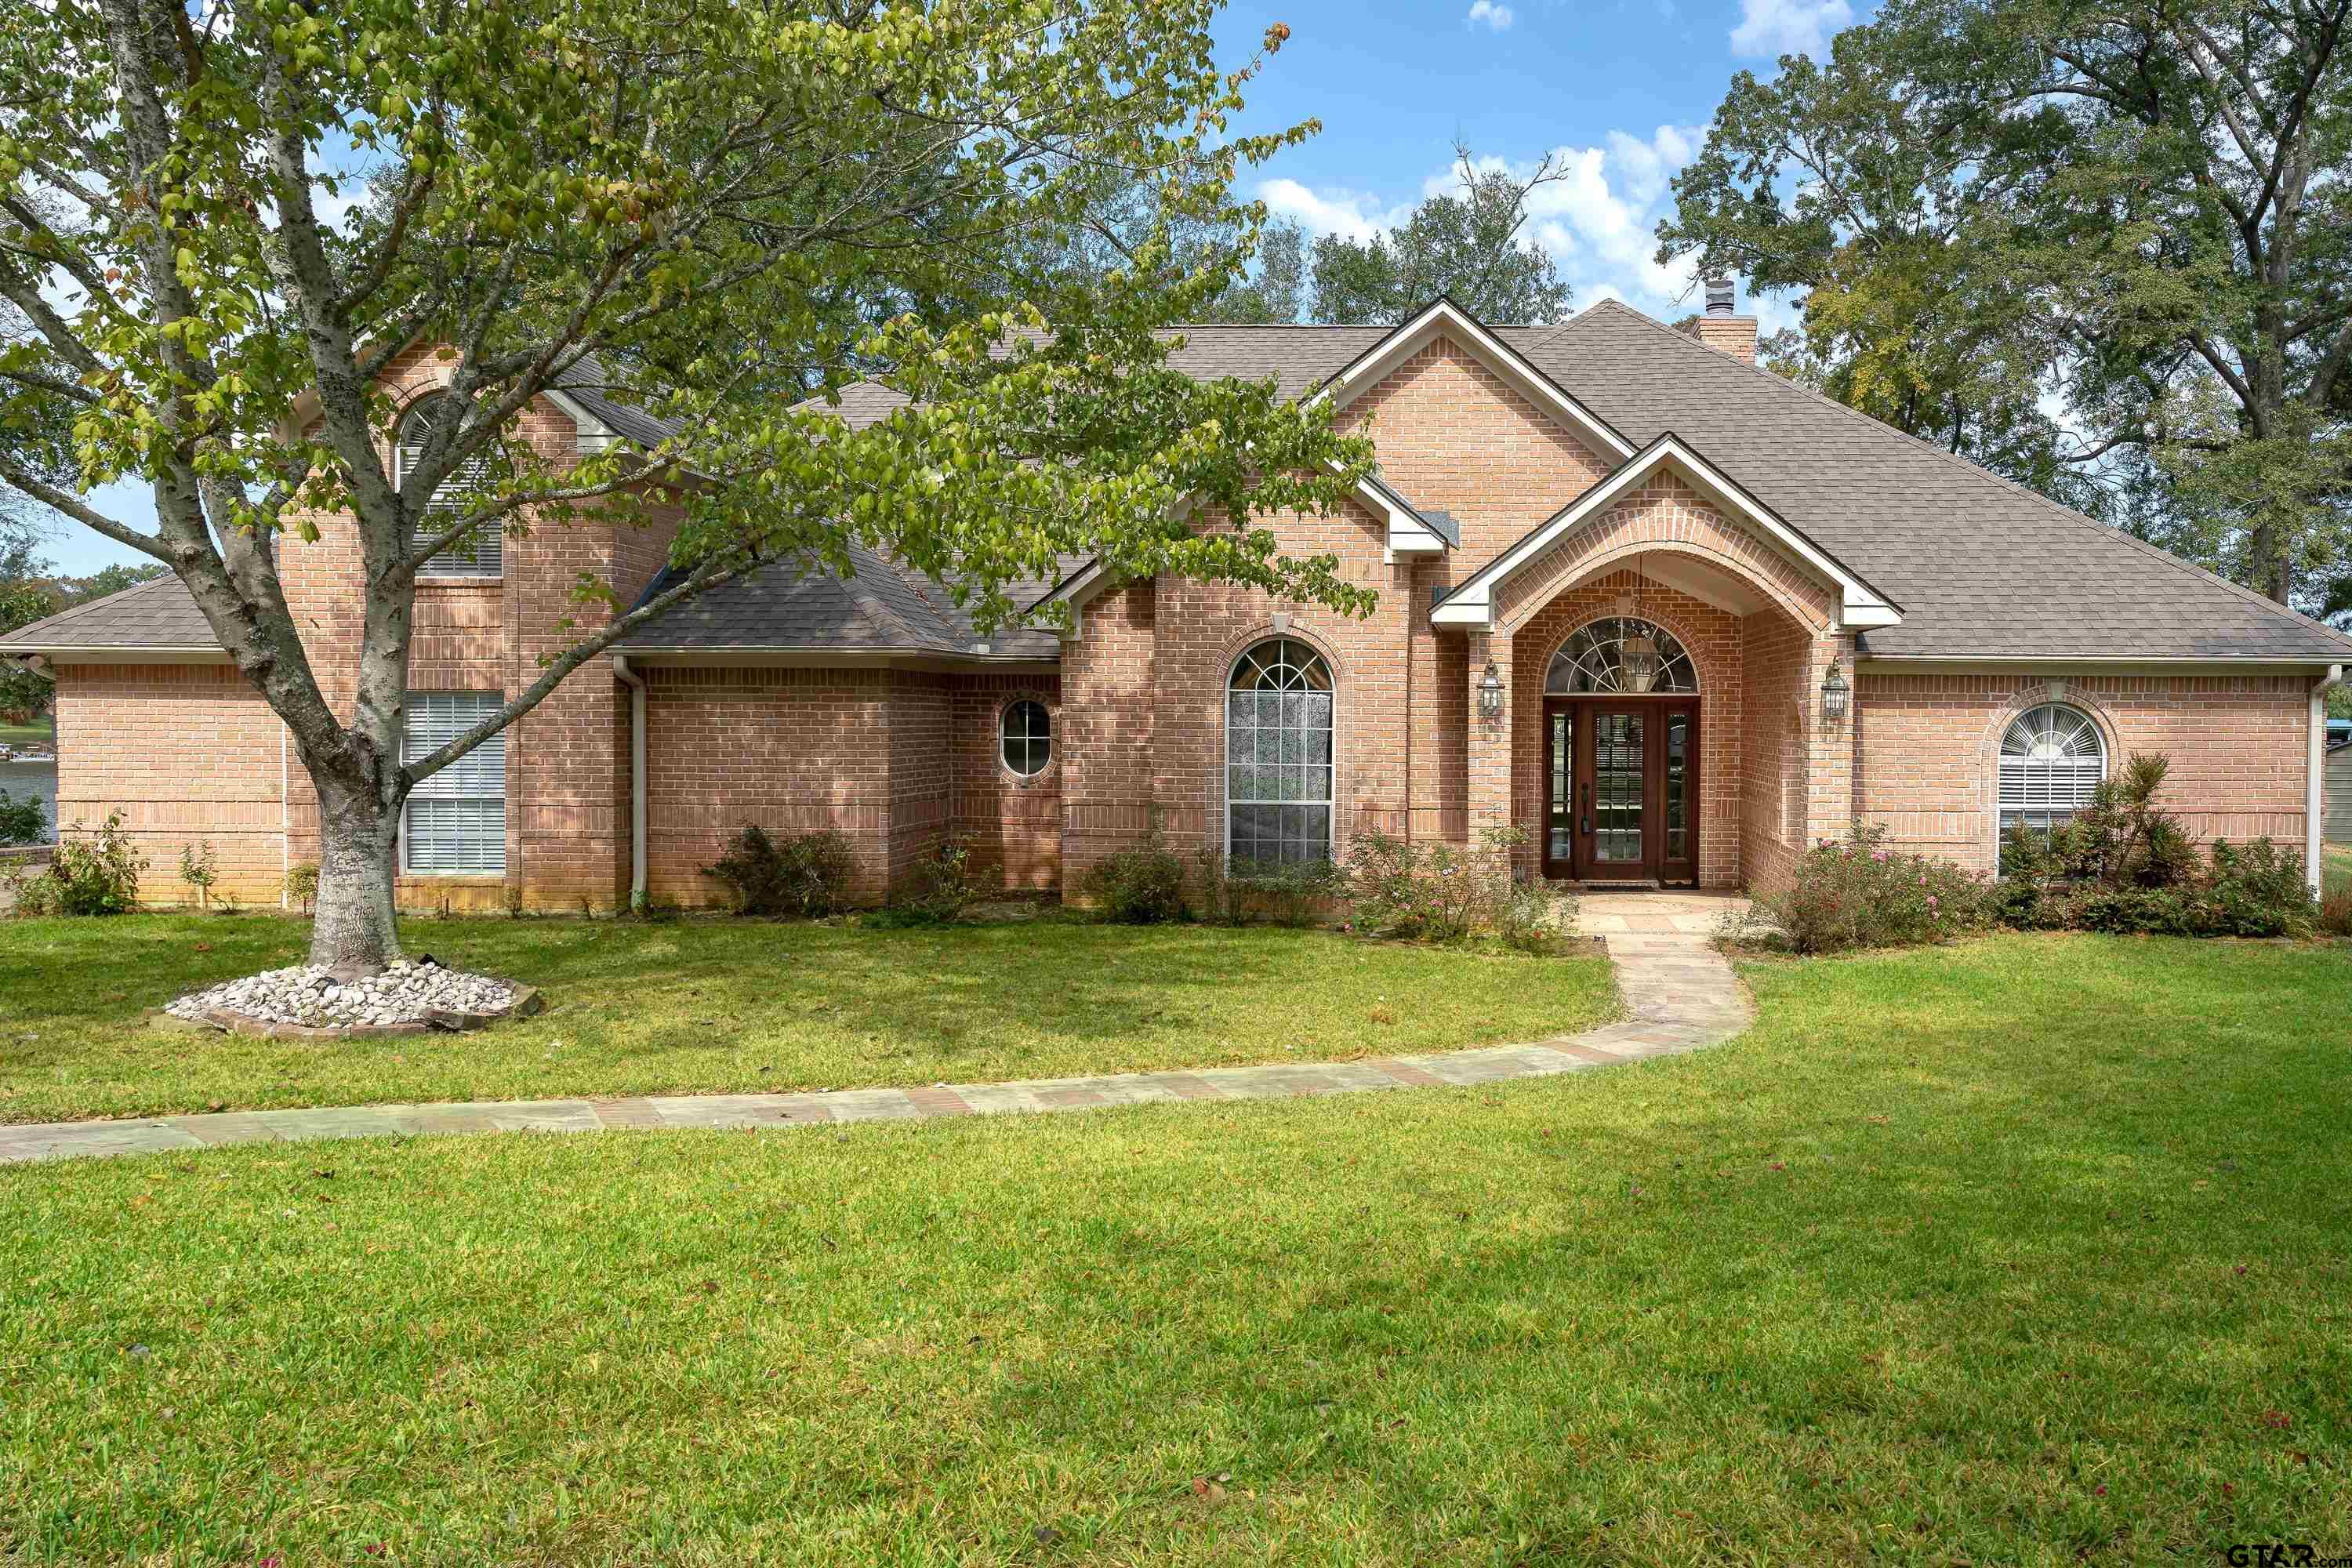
[[6, 296, 2348, 908]]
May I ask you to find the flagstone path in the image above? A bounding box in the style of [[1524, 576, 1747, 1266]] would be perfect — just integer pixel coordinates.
[[0, 893, 1754, 1165]]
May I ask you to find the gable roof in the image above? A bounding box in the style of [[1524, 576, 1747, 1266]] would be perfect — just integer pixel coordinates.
[[1307, 297, 1636, 463], [1140, 303, 2352, 664], [1429, 430, 1901, 631]]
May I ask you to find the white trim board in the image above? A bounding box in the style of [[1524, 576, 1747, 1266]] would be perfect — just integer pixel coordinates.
[[1311, 298, 1636, 464], [1429, 432, 1903, 633]]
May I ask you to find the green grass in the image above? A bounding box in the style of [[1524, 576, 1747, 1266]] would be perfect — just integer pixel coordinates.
[[0, 913, 1616, 1123], [4, 932, 2349, 1565], [2325, 840, 2351, 897], [0, 717, 52, 750]]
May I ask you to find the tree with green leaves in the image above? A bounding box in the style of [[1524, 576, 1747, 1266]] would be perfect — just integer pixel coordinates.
[[1660, 0, 2352, 618], [1309, 147, 1573, 325], [0, 0, 1377, 973]]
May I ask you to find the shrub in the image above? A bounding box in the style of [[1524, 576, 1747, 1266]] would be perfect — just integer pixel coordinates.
[[0, 787, 45, 847], [2318, 888, 2352, 939], [2201, 838, 2312, 938], [1342, 826, 1570, 951], [1083, 832, 1187, 924], [1734, 822, 1991, 955], [9, 812, 147, 916], [891, 832, 982, 924], [178, 839, 219, 909], [283, 862, 319, 913], [702, 824, 856, 917]]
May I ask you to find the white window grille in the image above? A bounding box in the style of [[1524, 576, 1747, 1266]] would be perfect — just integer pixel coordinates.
[[394, 394, 503, 578], [1001, 699, 1053, 776], [1999, 702, 2107, 852], [402, 691, 507, 874], [1226, 638, 1334, 866]]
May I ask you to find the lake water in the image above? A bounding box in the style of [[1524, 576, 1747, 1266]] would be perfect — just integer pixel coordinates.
[[0, 757, 56, 844]]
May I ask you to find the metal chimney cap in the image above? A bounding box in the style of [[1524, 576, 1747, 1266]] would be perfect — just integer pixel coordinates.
[[1704, 276, 1736, 316]]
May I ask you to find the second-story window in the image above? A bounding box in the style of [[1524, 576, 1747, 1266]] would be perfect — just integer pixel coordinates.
[[394, 394, 503, 579]]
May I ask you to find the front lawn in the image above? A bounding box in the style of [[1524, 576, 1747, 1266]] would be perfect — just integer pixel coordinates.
[[4, 932, 2347, 1564], [2327, 840, 2351, 896], [0, 913, 1616, 1123]]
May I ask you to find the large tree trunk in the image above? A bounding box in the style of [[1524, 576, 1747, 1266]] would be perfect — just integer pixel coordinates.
[[310, 779, 405, 976]]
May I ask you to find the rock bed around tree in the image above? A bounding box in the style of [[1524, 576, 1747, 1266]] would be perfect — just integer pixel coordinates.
[[158, 959, 541, 1039]]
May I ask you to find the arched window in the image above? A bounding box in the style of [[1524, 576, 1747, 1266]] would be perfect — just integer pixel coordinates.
[[394, 394, 503, 578], [1001, 699, 1052, 776], [1226, 637, 1333, 865], [1999, 702, 2107, 848], [1545, 617, 1698, 694]]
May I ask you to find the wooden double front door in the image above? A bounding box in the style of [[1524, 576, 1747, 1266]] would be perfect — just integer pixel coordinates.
[[1541, 699, 1700, 884]]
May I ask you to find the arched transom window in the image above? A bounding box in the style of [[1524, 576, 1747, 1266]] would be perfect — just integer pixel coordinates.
[[1545, 617, 1698, 695], [1999, 703, 2107, 844], [1226, 637, 1334, 865]]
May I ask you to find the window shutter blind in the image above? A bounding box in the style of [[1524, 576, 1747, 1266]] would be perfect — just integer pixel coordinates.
[[396, 396, 503, 578], [402, 691, 506, 873]]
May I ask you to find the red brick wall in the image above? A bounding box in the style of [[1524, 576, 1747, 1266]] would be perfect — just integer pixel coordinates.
[[47, 664, 287, 906], [1857, 670, 2314, 872], [1741, 611, 1814, 894], [952, 674, 1063, 891]]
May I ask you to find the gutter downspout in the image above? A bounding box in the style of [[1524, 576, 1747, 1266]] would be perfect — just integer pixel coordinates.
[[613, 653, 648, 909], [2310, 663, 2345, 898]]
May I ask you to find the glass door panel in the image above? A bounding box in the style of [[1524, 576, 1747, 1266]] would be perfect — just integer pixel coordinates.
[[1592, 710, 1645, 864], [1664, 710, 1690, 864], [1548, 709, 1573, 865]]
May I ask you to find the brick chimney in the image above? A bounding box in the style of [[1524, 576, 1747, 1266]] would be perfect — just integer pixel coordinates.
[[1695, 276, 1757, 364]]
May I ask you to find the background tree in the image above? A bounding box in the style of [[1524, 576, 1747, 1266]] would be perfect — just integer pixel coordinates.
[[1660, 0, 2352, 618], [1308, 147, 1574, 325], [0, 0, 1376, 973], [1203, 220, 1309, 324]]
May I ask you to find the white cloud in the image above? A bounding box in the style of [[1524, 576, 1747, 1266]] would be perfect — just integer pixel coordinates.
[[1257, 124, 1759, 328], [1728, 0, 1851, 57], [1258, 177, 1409, 244], [1465, 0, 1515, 30]]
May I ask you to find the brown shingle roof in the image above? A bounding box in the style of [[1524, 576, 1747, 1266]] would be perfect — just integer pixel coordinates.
[[0, 575, 218, 653], [13, 302, 2348, 664]]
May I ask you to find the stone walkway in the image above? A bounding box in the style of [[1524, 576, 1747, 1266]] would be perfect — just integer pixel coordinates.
[[0, 893, 1753, 1165]]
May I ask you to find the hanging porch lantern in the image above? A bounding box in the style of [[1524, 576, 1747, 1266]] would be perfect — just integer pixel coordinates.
[[1621, 627, 1660, 693], [1478, 659, 1504, 720], [1820, 658, 1849, 722]]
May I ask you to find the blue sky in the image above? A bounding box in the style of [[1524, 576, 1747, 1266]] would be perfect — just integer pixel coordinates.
[[45, 0, 1856, 574]]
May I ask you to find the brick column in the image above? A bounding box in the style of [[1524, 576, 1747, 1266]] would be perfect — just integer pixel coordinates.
[[1466, 628, 1513, 846], [1802, 629, 1859, 844]]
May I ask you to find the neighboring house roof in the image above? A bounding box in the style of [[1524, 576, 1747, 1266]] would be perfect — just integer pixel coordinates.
[[0, 575, 221, 657]]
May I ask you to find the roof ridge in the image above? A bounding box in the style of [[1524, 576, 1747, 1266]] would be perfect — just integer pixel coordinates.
[[1579, 300, 2352, 655]]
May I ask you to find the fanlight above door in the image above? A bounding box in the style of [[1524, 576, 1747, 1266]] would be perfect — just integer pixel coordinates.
[[1544, 618, 1698, 695]]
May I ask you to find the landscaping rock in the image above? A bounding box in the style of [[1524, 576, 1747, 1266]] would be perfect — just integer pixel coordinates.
[[164, 960, 524, 1033]]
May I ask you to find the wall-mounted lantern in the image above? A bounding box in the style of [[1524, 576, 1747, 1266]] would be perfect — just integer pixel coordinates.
[[1820, 658, 1849, 722], [1478, 659, 1505, 720]]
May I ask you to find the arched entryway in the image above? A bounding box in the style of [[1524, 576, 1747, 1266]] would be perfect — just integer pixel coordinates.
[[1538, 616, 1700, 884]]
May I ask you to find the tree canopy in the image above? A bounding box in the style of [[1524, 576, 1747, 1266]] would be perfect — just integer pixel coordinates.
[[0, 0, 1377, 968], [1307, 150, 1573, 325], [1659, 0, 2352, 619]]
